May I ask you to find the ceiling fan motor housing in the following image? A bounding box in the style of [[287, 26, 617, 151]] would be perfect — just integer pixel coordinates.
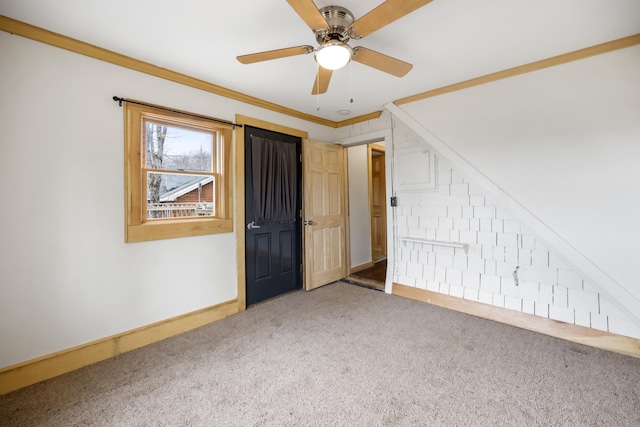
[[315, 6, 354, 44]]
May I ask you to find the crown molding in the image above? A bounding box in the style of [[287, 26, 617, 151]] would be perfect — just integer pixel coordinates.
[[0, 15, 341, 128], [395, 33, 640, 105]]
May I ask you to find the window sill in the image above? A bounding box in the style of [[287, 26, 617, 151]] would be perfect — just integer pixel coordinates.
[[126, 218, 233, 243]]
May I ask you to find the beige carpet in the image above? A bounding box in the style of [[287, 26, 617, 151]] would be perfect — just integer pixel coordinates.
[[1, 282, 639, 426]]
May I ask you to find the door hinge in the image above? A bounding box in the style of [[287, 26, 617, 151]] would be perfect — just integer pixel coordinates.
[[299, 153, 302, 162]]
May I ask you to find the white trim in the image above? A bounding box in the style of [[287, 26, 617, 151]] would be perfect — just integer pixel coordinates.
[[340, 128, 394, 294], [341, 129, 390, 147], [383, 132, 395, 295]]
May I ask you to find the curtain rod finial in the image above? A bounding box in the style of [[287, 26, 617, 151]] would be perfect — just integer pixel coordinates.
[[111, 96, 240, 127]]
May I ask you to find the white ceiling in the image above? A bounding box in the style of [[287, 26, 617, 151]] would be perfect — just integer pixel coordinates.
[[1, 0, 639, 122]]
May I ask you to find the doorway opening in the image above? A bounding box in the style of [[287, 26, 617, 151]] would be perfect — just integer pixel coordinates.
[[347, 142, 387, 291]]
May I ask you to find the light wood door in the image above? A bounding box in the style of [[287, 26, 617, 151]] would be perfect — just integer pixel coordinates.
[[303, 139, 348, 290], [370, 149, 387, 259]]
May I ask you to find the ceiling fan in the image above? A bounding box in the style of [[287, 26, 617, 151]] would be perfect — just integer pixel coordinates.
[[237, 0, 433, 95]]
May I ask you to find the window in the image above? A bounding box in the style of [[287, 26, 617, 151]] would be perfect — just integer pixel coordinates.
[[124, 102, 232, 242]]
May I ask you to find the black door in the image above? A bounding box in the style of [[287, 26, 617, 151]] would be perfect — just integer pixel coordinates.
[[244, 126, 302, 306]]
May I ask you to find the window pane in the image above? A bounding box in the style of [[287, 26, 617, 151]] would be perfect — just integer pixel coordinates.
[[145, 122, 214, 173], [147, 172, 216, 219]]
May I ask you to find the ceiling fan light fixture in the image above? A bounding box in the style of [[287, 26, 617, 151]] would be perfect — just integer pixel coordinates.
[[315, 41, 352, 70]]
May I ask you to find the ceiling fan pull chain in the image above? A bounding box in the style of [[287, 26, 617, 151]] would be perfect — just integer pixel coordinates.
[[349, 60, 354, 104], [316, 63, 321, 111]]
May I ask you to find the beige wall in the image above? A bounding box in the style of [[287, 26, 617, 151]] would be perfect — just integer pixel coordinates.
[[0, 31, 335, 368]]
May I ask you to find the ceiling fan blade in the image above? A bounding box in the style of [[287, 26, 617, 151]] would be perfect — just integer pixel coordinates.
[[351, 0, 434, 38], [311, 66, 333, 95], [237, 45, 314, 64], [352, 47, 413, 77], [286, 0, 328, 31]]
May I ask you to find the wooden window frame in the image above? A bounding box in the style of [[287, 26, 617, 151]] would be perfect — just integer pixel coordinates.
[[124, 102, 233, 242]]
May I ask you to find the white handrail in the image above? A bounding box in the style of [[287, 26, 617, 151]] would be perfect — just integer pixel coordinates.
[[400, 237, 468, 253]]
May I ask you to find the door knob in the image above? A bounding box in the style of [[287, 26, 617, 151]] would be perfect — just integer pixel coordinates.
[[247, 221, 261, 230], [304, 220, 315, 225]]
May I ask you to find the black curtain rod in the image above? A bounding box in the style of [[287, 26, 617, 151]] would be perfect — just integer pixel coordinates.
[[112, 96, 242, 128]]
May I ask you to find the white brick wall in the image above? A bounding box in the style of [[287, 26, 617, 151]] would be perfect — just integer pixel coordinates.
[[385, 119, 640, 340]]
